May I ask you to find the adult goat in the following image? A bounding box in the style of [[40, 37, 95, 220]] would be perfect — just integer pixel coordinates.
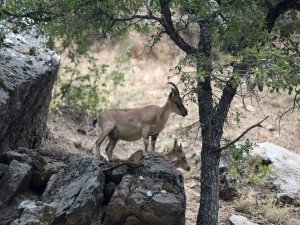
[[95, 82, 188, 161]]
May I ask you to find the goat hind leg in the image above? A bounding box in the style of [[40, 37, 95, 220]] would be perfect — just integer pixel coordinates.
[[150, 133, 159, 153], [95, 124, 115, 156], [105, 137, 118, 161]]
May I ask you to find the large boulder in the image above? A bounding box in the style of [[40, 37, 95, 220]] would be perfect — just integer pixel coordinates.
[[102, 156, 186, 225], [41, 156, 107, 225], [252, 142, 300, 194], [0, 26, 60, 152]]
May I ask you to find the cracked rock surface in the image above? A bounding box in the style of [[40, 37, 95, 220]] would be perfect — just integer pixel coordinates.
[[0, 26, 60, 151]]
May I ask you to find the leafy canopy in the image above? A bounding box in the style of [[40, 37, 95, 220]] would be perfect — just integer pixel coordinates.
[[3, 0, 300, 104]]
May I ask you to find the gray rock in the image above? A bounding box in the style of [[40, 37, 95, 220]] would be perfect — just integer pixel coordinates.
[[11, 200, 56, 225], [252, 142, 300, 194], [25, 149, 66, 193], [276, 192, 300, 206], [0, 163, 8, 179], [0, 150, 32, 165], [103, 156, 186, 225], [219, 173, 238, 201], [109, 164, 128, 183], [0, 148, 65, 193], [0, 160, 31, 209], [219, 157, 238, 201], [41, 156, 106, 225], [0, 26, 60, 152], [229, 214, 258, 225]]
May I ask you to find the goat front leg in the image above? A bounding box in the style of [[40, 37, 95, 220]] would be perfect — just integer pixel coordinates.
[[142, 127, 151, 155], [151, 133, 159, 153]]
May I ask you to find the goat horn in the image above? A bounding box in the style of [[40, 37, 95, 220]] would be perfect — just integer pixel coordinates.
[[167, 82, 179, 94]]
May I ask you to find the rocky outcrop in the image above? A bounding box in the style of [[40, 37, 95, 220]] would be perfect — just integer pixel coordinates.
[[41, 156, 107, 225], [103, 156, 186, 225], [0, 26, 60, 152], [0, 148, 65, 225], [0, 148, 186, 225]]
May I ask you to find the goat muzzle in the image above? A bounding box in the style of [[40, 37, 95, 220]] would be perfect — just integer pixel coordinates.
[[182, 109, 188, 117]]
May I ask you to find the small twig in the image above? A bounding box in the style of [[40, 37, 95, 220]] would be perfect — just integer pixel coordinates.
[[276, 89, 300, 133], [220, 116, 269, 150]]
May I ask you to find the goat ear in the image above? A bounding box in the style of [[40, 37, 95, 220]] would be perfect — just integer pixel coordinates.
[[173, 138, 178, 148], [179, 143, 183, 149], [169, 91, 174, 98]]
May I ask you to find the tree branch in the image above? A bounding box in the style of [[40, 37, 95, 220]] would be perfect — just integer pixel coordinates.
[[159, 0, 199, 55], [277, 89, 300, 133], [2, 9, 60, 22], [212, 64, 245, 144], [265, 0, 300, 32], [220, 116, 269, 150]]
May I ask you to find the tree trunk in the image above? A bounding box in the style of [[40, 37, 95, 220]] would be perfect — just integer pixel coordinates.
[[197, 145, 221, 225], [195, 18, 222, 224]]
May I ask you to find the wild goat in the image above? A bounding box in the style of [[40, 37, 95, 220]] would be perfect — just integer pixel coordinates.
[[95, 82, 188, 161], [162, 139, 190, 171]]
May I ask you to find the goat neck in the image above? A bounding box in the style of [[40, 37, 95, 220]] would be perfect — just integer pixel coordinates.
[[159, 98, 174, 124]]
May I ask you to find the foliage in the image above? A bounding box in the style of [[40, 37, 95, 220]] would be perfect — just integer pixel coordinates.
[[51, 53, 124, 117], [3, 1, 300, 101], [226, 139, 273, 187]]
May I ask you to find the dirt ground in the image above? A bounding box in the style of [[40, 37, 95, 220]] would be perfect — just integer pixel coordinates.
[[47, 35, 300, 225]]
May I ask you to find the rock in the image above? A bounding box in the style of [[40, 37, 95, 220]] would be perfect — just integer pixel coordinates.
[[0, 163, 8, 179], [41, 156, 106, 225], [219, 159, 229, 174], [0, 160, 31, 209], [0, 150, 32, 164], [108, 164, 128, 183], [219, 173, 238, 201], [103, 182, 117, 205], [229, 214, 258, 225], [11, 200, 56, 225], [219, 158, 238, 201], [276, 192, 300, 206], [103, 156, 186, 225], [252, 142, 300, 194], [0, 148, 65, 193], [28, 151, 66, 193], [266, 125, 276, 132], [0, 25, 60, 152]]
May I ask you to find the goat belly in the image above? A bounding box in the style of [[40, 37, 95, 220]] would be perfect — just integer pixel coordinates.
[[112, 125, 142, 141]]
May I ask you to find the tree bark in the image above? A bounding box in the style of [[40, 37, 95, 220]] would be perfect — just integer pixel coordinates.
[[197, 144, 221, 225], [196, 18, 221, 225]]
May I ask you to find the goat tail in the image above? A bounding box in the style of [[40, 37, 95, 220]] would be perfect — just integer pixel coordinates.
[[92, 118, 97, 127]]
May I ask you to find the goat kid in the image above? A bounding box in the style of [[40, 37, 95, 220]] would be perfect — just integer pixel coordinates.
[[162, 139, 191, 171], [95, 82, 188, 161]]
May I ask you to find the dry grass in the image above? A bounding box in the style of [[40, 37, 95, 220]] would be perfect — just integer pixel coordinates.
[[261, 198, 289, 225]]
